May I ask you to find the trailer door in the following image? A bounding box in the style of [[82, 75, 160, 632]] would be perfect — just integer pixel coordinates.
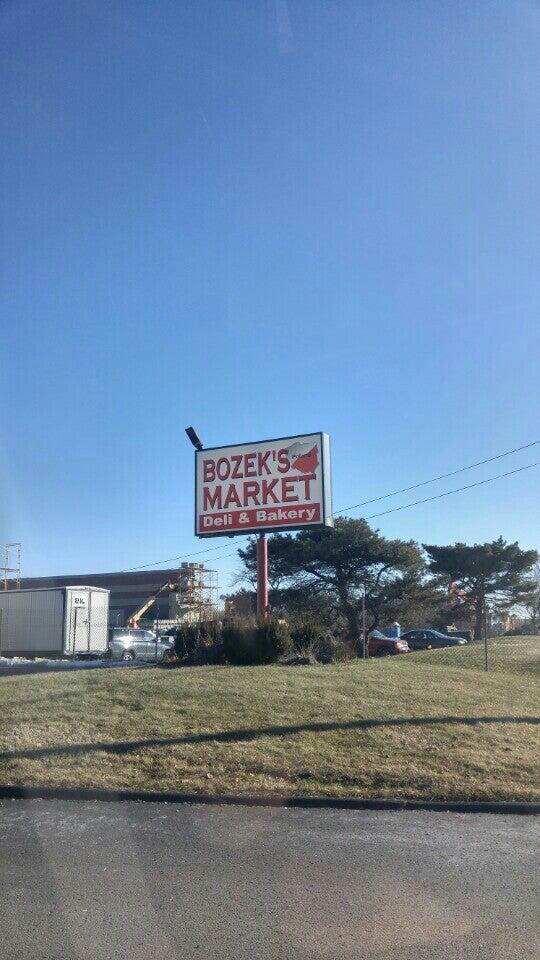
[[88, 589, 109, 654], [66, 591, 90, 655]]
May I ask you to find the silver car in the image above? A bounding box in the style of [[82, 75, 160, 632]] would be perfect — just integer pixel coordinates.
[[108, 628, 174, 662]]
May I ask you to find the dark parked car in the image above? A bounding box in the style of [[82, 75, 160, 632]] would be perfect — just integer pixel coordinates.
[[401, 629, 468, 651]]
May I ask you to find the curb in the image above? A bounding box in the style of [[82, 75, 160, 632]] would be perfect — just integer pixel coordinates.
[[0, 784, 537, 815]]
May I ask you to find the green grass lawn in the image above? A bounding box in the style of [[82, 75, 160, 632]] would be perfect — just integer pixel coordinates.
[[1, 636, 538, 802]]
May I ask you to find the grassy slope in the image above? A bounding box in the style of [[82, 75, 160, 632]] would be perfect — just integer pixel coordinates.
[[0, 637, 538, 802]]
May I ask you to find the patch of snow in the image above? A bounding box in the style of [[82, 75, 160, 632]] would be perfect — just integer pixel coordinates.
[[0, 656, 146, 671]]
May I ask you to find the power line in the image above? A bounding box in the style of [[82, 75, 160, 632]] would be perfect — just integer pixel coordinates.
[[119, 440, 539, 571], [226, 461, 539, 552], [159, 463, 539, 580], [205, 463, 539, 568], [360, 461, 539, 521], [335, 439, 539, 515], [121, 540, 248, 572]]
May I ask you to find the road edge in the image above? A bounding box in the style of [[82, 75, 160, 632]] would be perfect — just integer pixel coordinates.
[[0, 784, 538, 815]]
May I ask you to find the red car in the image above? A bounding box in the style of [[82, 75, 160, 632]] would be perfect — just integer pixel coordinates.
[[368, 631, 410, 657]]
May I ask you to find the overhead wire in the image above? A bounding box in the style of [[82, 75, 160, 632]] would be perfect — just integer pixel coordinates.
[[361, 461, 539, 520], [119, 441, 539, 571], [334, 439, 539, 515], [119, 539, 250, 573]]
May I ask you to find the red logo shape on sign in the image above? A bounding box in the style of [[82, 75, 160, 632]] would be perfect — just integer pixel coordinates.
[[289, 443, 319, 474]]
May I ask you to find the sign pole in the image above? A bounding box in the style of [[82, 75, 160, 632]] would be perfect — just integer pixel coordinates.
[[257, 533, 269, 622]]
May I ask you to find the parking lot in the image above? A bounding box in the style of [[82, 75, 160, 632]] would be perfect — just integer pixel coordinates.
[[1, 797, 538, 960]]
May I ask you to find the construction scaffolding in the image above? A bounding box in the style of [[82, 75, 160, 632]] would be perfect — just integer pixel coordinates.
[[2, 543, 21, 591], [170, 562, 218, 624]]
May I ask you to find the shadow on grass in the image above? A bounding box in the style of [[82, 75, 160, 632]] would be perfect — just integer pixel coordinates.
[[1, 715, 538, 762]]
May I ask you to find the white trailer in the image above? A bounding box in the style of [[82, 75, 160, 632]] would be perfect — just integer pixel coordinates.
[[0, 586, 109, 658]]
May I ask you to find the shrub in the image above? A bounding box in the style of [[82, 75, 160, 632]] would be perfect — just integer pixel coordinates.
[[190, 632, 224, 665], [254, 619, 290, 664], [291, 621, 355, 663], [173, 624, 199, 659], [289, 621, 354, 664], [314, 633, 354, 663], [221, 618, 290, 665], [169, 618, 292, 667], [290, 621, 326, 655], [221, 619, 257, 665], [172, 621, 223, 664]]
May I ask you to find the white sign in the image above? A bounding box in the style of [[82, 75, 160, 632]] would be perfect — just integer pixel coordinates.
[[195, 432, 333, 537], [72, 595, 87, 607]]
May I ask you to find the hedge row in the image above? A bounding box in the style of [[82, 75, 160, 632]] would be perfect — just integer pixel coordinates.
[[170, 619, 354, 666]]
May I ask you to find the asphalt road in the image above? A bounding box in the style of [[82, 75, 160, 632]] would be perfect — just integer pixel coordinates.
[[0, 799, 538, 960]]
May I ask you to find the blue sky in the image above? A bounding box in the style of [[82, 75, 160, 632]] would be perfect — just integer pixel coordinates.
[[1, 0, 539, 590]]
